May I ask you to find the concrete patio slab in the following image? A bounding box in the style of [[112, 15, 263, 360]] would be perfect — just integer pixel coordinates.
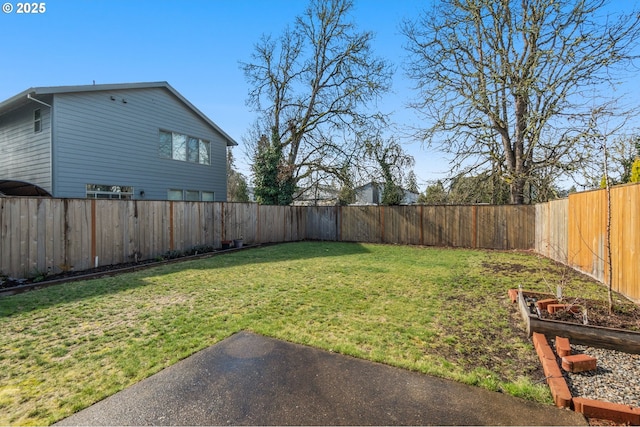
[[57, 331, 586, 426]]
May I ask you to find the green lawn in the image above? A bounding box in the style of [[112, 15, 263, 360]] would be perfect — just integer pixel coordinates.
[[0, 241, 617, 425]]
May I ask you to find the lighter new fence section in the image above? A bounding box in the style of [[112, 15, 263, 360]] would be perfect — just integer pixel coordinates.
[[535, 183, 640, 303]]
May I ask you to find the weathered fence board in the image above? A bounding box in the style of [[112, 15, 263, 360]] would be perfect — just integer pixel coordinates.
[[285, 206, 306, 242], [50, 198, 66, 272], [421, 206, 447, 246], [535, 199, 569, 263], [223, 202, 257, 245], [340, 206, 381, 243], [477, 205, 503, 249], [305, 206, 338, 241], [420, 206, 472, 247], [382, 206, 422, 245], [477, 205, 535, 250], [139, 201, 170, 260], [256, 205, 280, 243], [66, 199, 92, 272], [255, 205, 305, 243], [6, 198, 17, 274]]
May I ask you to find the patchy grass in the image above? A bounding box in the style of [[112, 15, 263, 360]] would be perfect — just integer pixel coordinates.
[[0, 242, 619, 425]]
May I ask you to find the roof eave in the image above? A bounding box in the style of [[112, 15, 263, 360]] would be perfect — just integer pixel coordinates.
[[0, 82, 239, 147]]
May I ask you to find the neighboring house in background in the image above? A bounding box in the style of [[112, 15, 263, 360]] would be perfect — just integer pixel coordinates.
[[354, 181, 419, 205], [246, 186, 256, 203], [0, 82, 237, 200], [400, 188, 419, 204], [293, 184, 340, 206], [355, 182, 382, 205], [403, 189, 419, 204]]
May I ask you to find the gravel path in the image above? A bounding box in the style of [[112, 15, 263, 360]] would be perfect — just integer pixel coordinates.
[[551, 341, 640, 407]]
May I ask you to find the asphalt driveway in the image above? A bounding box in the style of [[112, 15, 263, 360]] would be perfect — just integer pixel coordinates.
[[56, 331, 586, 426]]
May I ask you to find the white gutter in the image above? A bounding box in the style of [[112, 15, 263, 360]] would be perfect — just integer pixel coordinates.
[[27, 93, 52, 108]]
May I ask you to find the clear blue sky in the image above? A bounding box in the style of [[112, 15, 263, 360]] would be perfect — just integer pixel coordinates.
[[1, 0, 638, 191]]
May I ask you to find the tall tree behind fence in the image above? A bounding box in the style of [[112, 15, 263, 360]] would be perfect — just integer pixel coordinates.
[[536, 183, 640, 302], [1, 199, 535, 280]]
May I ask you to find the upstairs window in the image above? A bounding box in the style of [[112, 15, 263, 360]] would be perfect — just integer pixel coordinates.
[[187, 137, 199, 163], [159, 131, 172, 158], [159, 130, 210, 165], [34, 109, 42, 133], [199, 140, 210, 165]]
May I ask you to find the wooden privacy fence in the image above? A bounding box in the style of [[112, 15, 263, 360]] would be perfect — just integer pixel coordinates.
[[536, 183, 640, 302], [0, 198, 535, 279], [535, 198, 569, 263], [0, 199, 306, 278], [308, 204, 535, 249]]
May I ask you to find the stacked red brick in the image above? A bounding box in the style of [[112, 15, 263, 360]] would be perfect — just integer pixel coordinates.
[[509, 289, 640, 424]]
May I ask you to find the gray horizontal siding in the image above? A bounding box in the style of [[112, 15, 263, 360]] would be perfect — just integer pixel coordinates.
[[0, 100, 52, 192], [53, 88, 228, 200]]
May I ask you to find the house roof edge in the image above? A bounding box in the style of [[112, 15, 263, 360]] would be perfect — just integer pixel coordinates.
[[0, 82, 238, 147]]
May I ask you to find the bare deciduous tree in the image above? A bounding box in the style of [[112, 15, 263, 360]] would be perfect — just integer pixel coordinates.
[[402, 0, 640, 204], [242, 0, 393, 204]]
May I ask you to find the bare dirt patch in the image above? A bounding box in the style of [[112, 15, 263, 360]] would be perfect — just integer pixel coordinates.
[[482, 259, 640, 332]]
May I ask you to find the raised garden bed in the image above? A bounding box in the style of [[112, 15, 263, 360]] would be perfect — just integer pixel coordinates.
[[510, 289, 640, 354]]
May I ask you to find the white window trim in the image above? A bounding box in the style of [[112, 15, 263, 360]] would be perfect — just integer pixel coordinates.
[[159, 130, 211, 165]]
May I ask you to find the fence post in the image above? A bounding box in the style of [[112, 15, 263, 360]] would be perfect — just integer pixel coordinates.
[[472, 205, 477, 249], [91, 199, 97, 266], [257, 204, 261, 244], [338, 205, 342, 242], [380, 206, 385, 243], [169, 201, 174, 251], [420, 204, 424, 246]]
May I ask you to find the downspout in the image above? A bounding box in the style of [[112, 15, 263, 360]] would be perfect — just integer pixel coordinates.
[[27, 93, 53, 196]]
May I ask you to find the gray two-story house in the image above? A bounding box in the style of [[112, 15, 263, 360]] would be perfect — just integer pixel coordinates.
[[0, 82, 237, 200]]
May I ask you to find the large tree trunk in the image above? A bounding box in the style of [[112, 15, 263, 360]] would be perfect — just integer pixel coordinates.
[[511, 94, 528, 205], [510, 177, 526, 204]]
